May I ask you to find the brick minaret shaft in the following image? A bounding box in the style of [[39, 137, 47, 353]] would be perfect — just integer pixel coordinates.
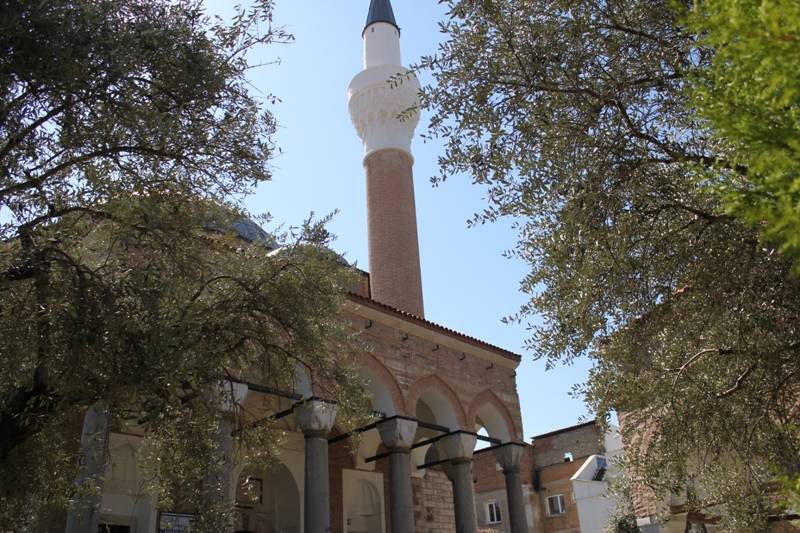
[[365, 148, 423, 316], [349, 0, 425, 317]]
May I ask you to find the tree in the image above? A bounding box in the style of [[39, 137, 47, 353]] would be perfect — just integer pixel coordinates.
[[0, 1, 367, 530], [417, 0, 800, 530], [687, 0, 800, 268]]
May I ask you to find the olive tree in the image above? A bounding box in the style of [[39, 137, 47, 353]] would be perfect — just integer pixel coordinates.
[[417, 0, 800, 529], [0, 1, 367, 530]]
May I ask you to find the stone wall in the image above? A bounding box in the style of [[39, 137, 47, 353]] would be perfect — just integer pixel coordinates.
[[412, 469, 455, 533]]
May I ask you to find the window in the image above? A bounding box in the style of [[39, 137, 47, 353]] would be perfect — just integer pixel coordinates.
[[486, 501, 502, 524], [547, 494, 566, 516]]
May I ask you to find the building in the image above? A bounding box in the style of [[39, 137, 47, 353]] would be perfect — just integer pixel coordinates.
[[61, 2, 533, 533], [473, 420, 623, 533]]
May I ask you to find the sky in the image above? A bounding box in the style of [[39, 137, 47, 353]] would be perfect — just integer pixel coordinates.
[[202, 0, 596, 440]]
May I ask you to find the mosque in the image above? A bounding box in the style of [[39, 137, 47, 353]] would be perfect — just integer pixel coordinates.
[[63, 1, 536, 532]]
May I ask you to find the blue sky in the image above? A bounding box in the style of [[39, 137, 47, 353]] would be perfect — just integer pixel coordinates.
[[205, 0, 595, 439]]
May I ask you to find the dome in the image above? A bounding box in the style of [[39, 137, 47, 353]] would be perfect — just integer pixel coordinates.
[[230, 218, 275, 247]]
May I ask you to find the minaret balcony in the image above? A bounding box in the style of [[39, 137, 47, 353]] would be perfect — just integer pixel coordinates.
[[348, 65, 421, 156]]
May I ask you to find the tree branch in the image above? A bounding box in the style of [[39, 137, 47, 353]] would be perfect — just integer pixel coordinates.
[[716, 363, 758, 398]]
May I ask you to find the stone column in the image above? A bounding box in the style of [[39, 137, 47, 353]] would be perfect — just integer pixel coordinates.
[[201, 381, 248, 533], [442, 432, 478, 533], [377, 418, 418, 533], [295, 399, 338, 533], [493, 443, 529, 533], [65, 402, 111, 533], [201, 415, 235, 527]]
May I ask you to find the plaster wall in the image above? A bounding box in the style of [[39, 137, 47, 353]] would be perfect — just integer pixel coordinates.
[[342, 468, 387, 533], [99, 433, 157, 533], [475, 487, 510, 532], [572, 479, 614, 533]]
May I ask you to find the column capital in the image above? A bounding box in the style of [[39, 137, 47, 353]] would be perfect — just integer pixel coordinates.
[[377, 417, 418, 452], [295, 398, 337, 437], [441, 431, 477, 462], [492, 442, 528, 473]]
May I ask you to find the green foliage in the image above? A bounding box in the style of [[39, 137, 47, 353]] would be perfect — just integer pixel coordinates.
[[0, 1, 368, 530], [781, 474, 800, 519], [687, 0, 800, 268], [603, 472, 640, 533], [419, 0, 800, 530]]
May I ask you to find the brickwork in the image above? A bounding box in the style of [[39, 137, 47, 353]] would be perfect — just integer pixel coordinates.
[[473, 447, 535, 494], [473, 447, 536, 533], [412, 469, 455, 533], [471, 421, 609, 533], [364, 148, 425, 317], [617, 413, 661, 521], [532, 422, 603, 468], [331, 292, 523, 533], [342, 307, 523, 440], [536, 460, 583, 533], [535, 423, 603, 533]]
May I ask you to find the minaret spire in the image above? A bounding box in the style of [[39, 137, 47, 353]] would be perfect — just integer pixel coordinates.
[[348, 1, 425, 317], [365, 0, 398, 32]]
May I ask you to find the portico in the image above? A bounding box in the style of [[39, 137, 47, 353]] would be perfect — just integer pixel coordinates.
[[71, 301, 527, 533]]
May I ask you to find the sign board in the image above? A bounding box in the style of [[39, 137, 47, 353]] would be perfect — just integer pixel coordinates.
[[158, 512, 194, 533]]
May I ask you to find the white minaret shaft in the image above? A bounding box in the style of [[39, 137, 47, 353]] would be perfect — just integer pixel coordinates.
[[348, 0, 425, 317], [364, 21, 401, 68]]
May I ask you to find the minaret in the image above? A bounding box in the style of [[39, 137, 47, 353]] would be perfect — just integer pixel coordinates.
[[348, 0, 425, 317]]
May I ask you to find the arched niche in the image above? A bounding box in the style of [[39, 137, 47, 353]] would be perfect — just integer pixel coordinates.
[[105, 441, 141, 495], [234, 461, 300, 533], [343, 477, 384, 533], [109, 443, 138, 483]]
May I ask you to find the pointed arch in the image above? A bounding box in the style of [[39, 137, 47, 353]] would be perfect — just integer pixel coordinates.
[[358, 352, 406, 416], [406, 374, 468, 429], [467, 389, 519, 442]]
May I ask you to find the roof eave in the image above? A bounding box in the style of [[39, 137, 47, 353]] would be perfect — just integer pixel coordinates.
[[345, 292, 522, 364]]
